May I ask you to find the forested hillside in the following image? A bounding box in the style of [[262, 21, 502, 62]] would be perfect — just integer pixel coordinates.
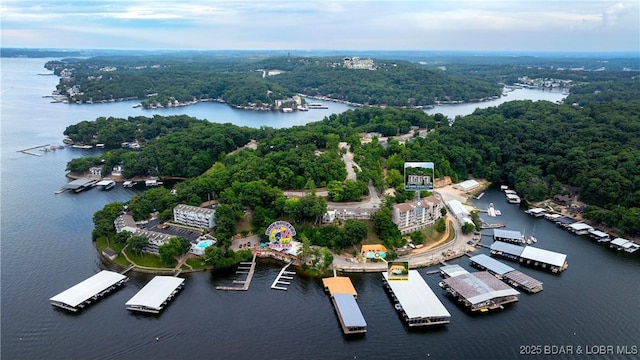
[[44, 54, 501, 108]]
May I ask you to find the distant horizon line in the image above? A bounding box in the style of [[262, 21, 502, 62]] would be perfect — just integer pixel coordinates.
[[2, 47, 639, 55]]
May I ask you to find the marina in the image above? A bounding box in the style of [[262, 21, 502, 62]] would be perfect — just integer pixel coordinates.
[[322, 277, 367, 335], [125, 276, 185, 314], [469, 254, 543, 293], [439, 271, 520, 312], [490, 241, 568, 273], [382, 270, 451, 327], [49, 270, 129, 312]]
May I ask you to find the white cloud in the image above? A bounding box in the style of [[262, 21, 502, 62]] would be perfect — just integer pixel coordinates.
[[0, 0, 637, 51]]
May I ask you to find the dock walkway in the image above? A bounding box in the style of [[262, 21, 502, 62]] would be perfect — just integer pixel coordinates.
[[216, 254, 257, 291], [271, 262, 295, 290]]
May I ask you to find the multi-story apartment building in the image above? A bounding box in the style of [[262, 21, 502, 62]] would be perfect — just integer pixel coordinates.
[[173, 204, 216, 229], [392, 195, 443, 234]]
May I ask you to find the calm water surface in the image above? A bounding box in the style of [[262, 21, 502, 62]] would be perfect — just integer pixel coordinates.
[[1, 58, 638, 360]]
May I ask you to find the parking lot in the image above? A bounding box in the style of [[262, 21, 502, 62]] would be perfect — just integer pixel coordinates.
[[145, 220, 202, 242]]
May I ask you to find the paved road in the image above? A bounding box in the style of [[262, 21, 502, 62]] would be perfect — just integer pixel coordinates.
[[339, 142, 360, 181]]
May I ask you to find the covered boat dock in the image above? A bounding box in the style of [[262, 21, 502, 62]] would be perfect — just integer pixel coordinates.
[[610, 238, 640, 253], [322, 276, 366, 334], [440, 264, 469, 278], [440, 271, 520, 312], [63, 178, 98, 193], [525, 208, 547, 217], [382, 270, 450, 327], [125, 276, 185, 314], [493, 229, 523, 244], [567, 222, 594, 235], [555, 217, 575, 228], [490, 241, 568, 273], [469, 254, 543, 293], [49, 270, 128, 312], [588, 229, 611, 242], [469, 254, 515, 277]]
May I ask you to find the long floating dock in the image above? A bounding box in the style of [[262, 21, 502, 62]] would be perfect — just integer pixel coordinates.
[[125, 276, 185, 313], [17, 144, 50, 156], [490, 241, 568, 273], [323, 276, 367, 335], [216, 254, 257, 291], [270, 262, 295, 290], [469, 254, 543, 293], [382, 270, 450, 327], [49, 270, 128, 312]]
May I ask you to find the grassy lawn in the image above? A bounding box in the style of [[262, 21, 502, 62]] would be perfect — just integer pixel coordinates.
[[237, 210, 253, 233], [125, 250, 172, 268], [95, 237, 131, 267], [186, 257, 211, 270], [362, 220, 383, 244]]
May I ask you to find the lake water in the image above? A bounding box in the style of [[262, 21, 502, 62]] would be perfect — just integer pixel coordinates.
[[1, 58, 638, 360]]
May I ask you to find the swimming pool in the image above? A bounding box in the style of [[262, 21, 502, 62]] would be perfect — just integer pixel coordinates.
[[196, 240, 215, 250]]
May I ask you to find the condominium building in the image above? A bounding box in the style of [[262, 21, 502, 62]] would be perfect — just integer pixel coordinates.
[[173, 204, 216, 229], [392, 196, 443, 234]]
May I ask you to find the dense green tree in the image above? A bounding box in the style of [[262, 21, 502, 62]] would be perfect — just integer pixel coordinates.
[[127, 236, 148, 255]]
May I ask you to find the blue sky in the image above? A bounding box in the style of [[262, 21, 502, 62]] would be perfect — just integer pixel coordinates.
[[1, 0, 638, 52]]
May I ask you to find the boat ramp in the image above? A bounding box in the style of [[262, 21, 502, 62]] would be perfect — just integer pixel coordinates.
[[439, 270, 520, 312], [490, 241, 568, 273], [125, 276, 185, 314], [382, 270, 450, 327], [322, 276, 367, 335], [469, 254, 543, 293], [49, 270, 128, 312]]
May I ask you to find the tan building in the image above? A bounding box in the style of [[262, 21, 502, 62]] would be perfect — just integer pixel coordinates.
[[392, 196, 443, 234]]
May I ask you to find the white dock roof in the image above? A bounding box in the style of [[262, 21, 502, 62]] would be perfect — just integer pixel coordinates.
[[333, 294, 367, 328], [440, 264, 469, 278], [469, 254, 515, 276], [383, 270, 450, 319], [527, 208, 546, 214], [490, 241, 525, 256], [568, 222, 593, 231], [96, 180, 115, 186], [520, 247, 567, 268], [50, 270, 127, 307], [125, 276, 185, 311], [588, 229, 609, 238], [493, 229, 523, 240], [610, 237, 630, 246]]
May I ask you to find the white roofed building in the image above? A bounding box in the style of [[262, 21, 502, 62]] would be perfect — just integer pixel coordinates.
[[454, 179, 480, 192], [447, 199, 474, 226], [173, 204, 216, 229]]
